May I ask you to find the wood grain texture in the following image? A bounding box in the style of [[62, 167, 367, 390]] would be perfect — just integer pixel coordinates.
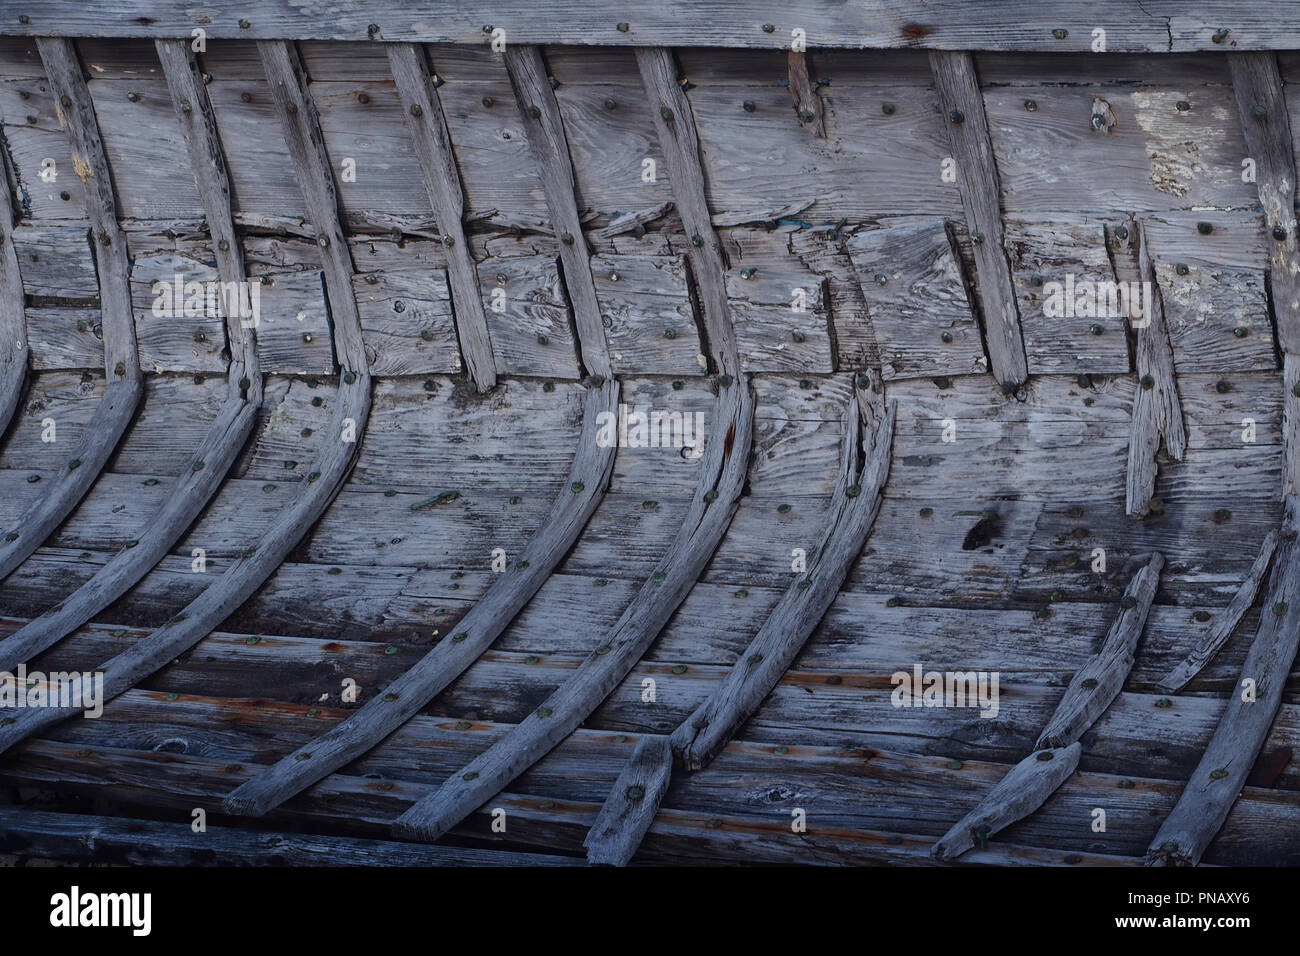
[[0, 151, 27, 438], [1036, 552, 1164, 749], [1147, 498, 1300, 866], [1157, 531, 1278, 694], [1121, 222, 1187, 516], [1227, 53, 1300, 354], [0, 3, 1262, 52], [503, 45, 610, 377], [0, 40, 144, 581], [583, 734, 673, 866], [9, 225, 97, 300], [929, 52, 1027, 390], [387, 43, 497, 391], [636, 47, 739, 376], [931, 743, 1082, 861], [786, 52, 826, 138], [222, 381, 619, 816], [391, 379, 755, 842]]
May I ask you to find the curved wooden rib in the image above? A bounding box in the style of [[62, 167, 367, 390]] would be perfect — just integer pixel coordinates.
[[1156, 530, 1278, 694], [0, 38, 144, 582], [387, 43, 496, 392], [1146, 499, 1300, 867], [223, 41, 620, 817], [585, 381, 895, 865], [0, 39, 371, 755], [390, 44, 751, 844], [0, 148, 27, 439], [0, 40, 263, 670], [224, 379, 618, 815], [931, 553, 1163, 862]]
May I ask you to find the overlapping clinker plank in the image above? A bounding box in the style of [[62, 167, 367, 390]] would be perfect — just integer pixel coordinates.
[[0, 39, 372, 757], [585, 380, 895, 865], [222, 41, 622, 818], [0, 38, 143, 580], [0, 40, 262, 671]]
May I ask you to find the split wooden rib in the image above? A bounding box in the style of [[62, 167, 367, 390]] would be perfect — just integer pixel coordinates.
[[0, 150, 27, 439], [0, 38, 144, 581], [0, 41, 264, 671], [390, 47, 752, 842], [223, 41, 622, 818], [787, 52, 826, 138], [387, 43, 496, 392], [0, 39, 371, 755], [1147, 499, 1300, 866], [929, 51, 1027, 390], [932, 552, 1162, 861], [1119, 221, 1185, 516], [1157, 530, 1278, 694], [583, 734, 674, 867], [584, 380, 895, 866]]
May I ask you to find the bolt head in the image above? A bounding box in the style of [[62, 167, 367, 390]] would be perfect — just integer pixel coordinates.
[[1233, 326, 1248, 338], [762, 23, 775, 33], [1176, 100, 1191, 112], [882, 102, 896, 115], [1253, 104, 1268, 119], [949, 109, 965, 124], [1052, 27, 1068, 39], [1024, 99, 1037, 112], [1275, 226, 1288, 241], [616, 21, 630, 32], [1197, 221, 1213, 235]]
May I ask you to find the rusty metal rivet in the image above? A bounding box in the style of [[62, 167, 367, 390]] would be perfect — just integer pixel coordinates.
[[1252, 104, 1268, 119], [761, 23, 775, 33], [238, 18, 250, 29], [1052, 28, 1068, 39], [616, 22, 630, 33]]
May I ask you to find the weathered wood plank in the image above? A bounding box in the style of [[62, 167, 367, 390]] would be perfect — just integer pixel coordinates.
[[0, 39, 144, 581], [222, 381, 619, 817], [583, 733, 672, 866], [1121, 222, 1186, 516], [0, 806, 577, 867], [352, 269, 460, 375], [1228, 52, 1300, 354], [930, 52, 1027, 391], [1147, 498, 1300, 866], [590, 254, 704, 375], [1157, 530, 1278, 694], [476, 255, 581, 379], [392, 377, 754, 842], [846, 220, 983, 380], [0, 167, 28, 438], [636, 47, 739, 376], [1036, 553, 1164, 749], [387, 43, 497, 391], [8, 225, 96, 300], [503, 45, 610, 378]]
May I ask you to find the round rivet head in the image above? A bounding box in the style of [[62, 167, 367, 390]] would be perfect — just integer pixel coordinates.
[[625, 785, 645, 800], [603, 97, 618, 110], [660, 106, 674, 121], [873, 273, 887, 286], [799, 379, 812, 389], [719, 373, 734, 387], [18, 15, 29, 23], [317, 234, 330, 248], [664, 328, 676, 339], [1155, 697, 1173, 708], [1090, 323, 1104, 336], [1175, 100, 1191, 113], [792, 330, 806, 343], [1023, 99, 1037, 112], [1052, 28, 1068, 39], [742, 100, 756, 113], [238, 18, 250, 29], [778, 503, 791, 514], [114, 361, 126, 377], [1273, 225, 1288, 241], [1036, 750, 1054, 761], [527, 105, 540, 119], [762, 23, 775, 33], [60, 94, 71, 108], [704, 489, 718, 503], [367, 23, 379, 37], [1233, 326, 1248, 338], [1252, 104, 1268, 119], [1274, 601, 1289, 616], [442, 234, 455, 247], [1197, 221, 1213, 235], [286, 102, 298, 114], [1193, 610, 1211, 622], [1216, 379, 1231, 394], [1120, 595, 1138, 609], [949, 109, 964, 124], [1114, 225, 1129, 240], [1213, 507, 1232, 523], [127, 91, 140, 103], [881, 102, 896, 115], [940, 331, 953, 344], [590, 374, 605, 386], [1209, 768, 1229, 780], [217, 239, 230, 251], [933, 376, 952, 389], [1148, 496, 1164, 514], [561, 232, 574, 245], [1091, 114, 1105, 130], [1081, 677, 1098, 689], [1140, 373, 1155, 389], [692, 234, 704, 247], [617, 22, 630, 33], [344, 371, 357, 384]]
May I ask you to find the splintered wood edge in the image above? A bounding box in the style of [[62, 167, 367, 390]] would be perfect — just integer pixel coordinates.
[[584, 734, 674, 866]]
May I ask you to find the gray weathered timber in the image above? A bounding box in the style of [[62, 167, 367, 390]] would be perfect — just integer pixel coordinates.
[[1288, 355, 1300, 497], [1227, 53, 1300, 355], [503, 45, 611, 378], [1036, 553, 1164, 750], [155, 38, 261, 403], [847, 220, 984, 380], [1146, 497, 1300, 866], [590, 254, 704, 375], [9, 225, 98, 300], [387, 43, 497, 391], [1122, 222, 1186, 516], [0, 807, 576, 867], [673, 386, 895, 770], [583, 734, 673, 866], [636, 47, 739, 376], [222, 381, 619, 817], [257, 40, 366, 374], [786, 52, 826, 138], [391, 378, 754, 842], [1157, 530, 1278, 694], [930, 743, 1082, 861], [0, 3, 1250, 51], [0, 39, 144, 581], [0, 149, 26, 438], [0, 400, 253, 670], [929, 51, 1027, 390]]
